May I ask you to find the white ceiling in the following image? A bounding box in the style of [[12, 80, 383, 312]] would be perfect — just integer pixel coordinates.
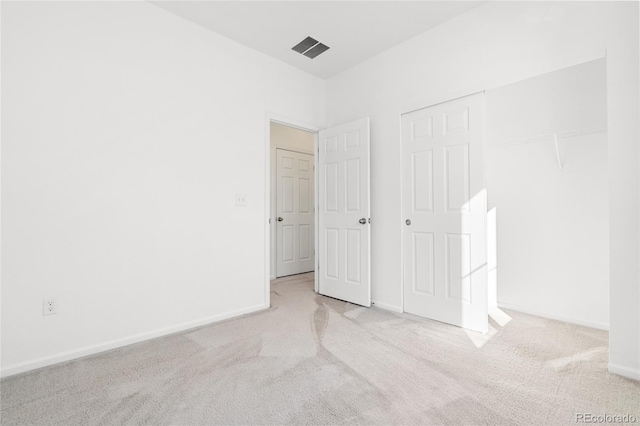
[[150, 1, 482, 79]]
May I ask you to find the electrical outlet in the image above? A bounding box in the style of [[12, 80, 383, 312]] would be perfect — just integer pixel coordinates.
[[43, 298, 58, 316], [235, 194, 247, 206]]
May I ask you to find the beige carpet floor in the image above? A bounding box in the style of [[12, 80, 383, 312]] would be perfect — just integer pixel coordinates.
[[1, 272, 638, 425]]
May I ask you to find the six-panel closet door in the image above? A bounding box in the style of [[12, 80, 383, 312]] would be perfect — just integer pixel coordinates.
[[401, 93, 488, 333]]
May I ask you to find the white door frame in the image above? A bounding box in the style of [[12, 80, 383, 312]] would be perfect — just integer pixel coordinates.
[[264, 113, 320, 309]]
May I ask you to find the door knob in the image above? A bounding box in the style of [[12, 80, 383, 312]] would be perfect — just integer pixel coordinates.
[[405, 219, 411, 226], [359, 218, 367, 224], [277, 217, 284, 222]]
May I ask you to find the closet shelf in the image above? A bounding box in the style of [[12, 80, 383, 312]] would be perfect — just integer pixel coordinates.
[[486, 124, 607, 151]]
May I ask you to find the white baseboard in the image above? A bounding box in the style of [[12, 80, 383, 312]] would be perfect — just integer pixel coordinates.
[[372, 300, 403, 313], [497, 302, 609, 331], [608, 363, 640, 381], [1, 303, 268, 378]]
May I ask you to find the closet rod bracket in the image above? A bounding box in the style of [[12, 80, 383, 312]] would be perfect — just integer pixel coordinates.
[[553, 133, 563, 170]]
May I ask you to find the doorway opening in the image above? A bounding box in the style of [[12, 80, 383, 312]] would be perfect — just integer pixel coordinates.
[[483, 58, 609, 331], [265, 116, 372, 309], [269, 121, 317, 281]]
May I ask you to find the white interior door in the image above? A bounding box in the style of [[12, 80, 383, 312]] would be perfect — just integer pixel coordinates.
[[318, 117, 371, 307], [402, 93, 488, 333], [276, 149, 315, 277]]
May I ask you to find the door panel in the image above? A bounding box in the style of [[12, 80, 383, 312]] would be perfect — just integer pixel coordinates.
[[402, 93, 488, 333], [319, 118, 370, 307], [276, 149, 314, 277], [413, 232, 435, 295]]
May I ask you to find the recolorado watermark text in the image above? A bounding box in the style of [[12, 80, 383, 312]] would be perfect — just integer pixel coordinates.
[[575, 413, 637, 423]]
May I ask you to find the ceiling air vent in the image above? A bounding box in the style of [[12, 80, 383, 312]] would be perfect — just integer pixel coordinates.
[[292, 36, 330, 59]]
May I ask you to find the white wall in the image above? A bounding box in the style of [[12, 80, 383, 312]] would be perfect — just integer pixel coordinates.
[[487, 132, 609, 328], [485, 59, 609, 329], [1, 1, 325, 376], [326, 2, 639, 379], [269, 122, 315, 279]]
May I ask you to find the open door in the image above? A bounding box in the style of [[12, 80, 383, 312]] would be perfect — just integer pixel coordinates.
[[401, 93, 488, 333], [318, 118, 371, 307]]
